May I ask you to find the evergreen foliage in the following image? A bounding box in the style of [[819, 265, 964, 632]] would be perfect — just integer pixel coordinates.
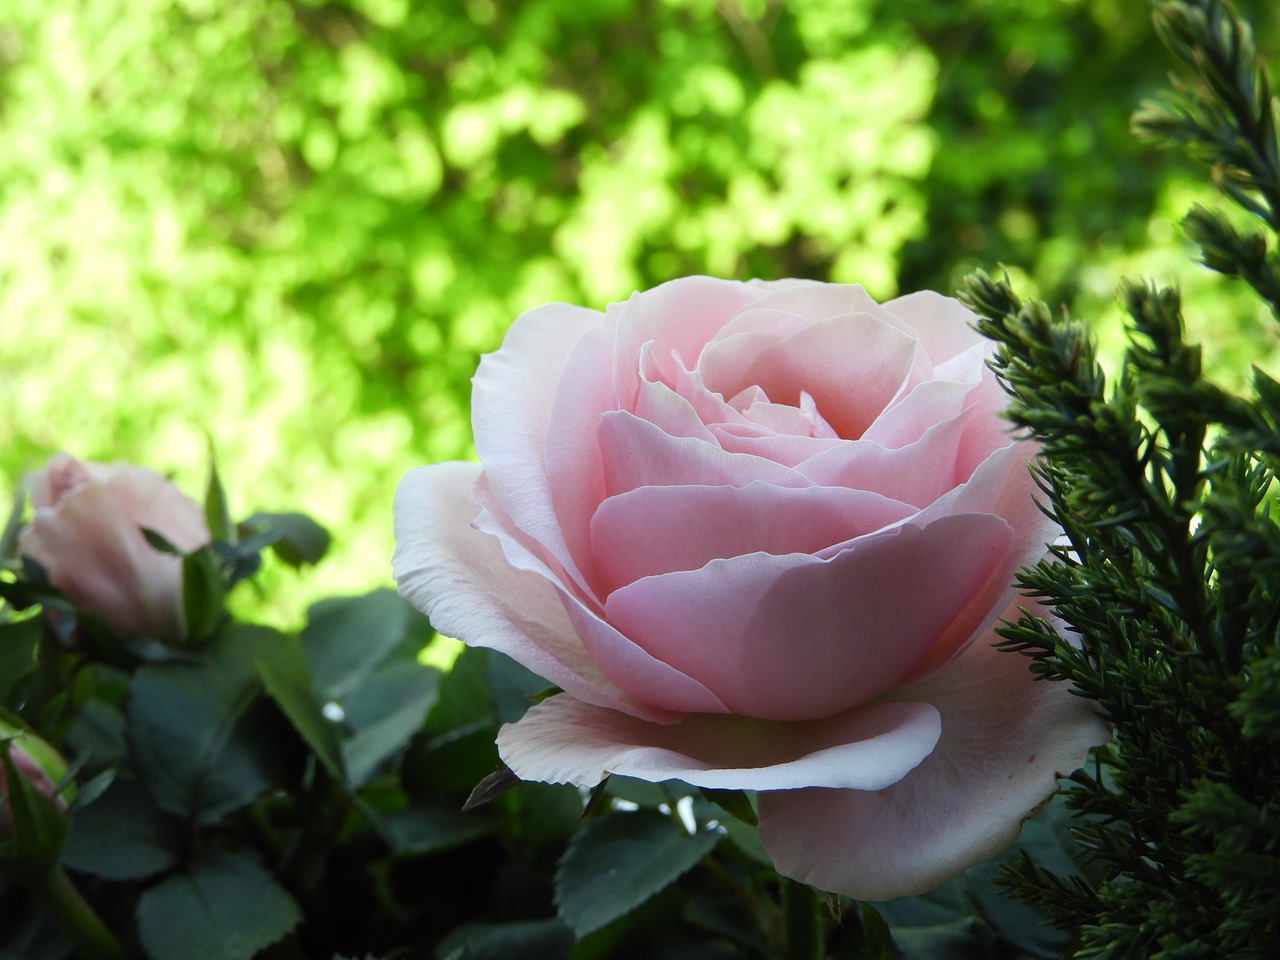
[[961, 3, 1280, 956]]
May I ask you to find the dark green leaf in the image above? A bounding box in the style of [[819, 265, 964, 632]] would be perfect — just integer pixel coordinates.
[[140, 528, 181, 555], [127, 626, 300, 824], [61, 779, 178, 881], [302, 590, 415, 701], [68, 768, 115, 813], [859, 903, 898, 960], [554, 809, 721, 937], [698, 787, 757, 827], [426, 646, 493, 734], [241, 512, 330, 567], [181, 547, 226, 643], [373, 804, 497, 856], [462, 765, 520, 811], [341, 660, 438, 787], [487, 651, 553, 725], [0, 745, 67, 870], [0, 619, 40, 705], [135, 851, 301, 960], [62, 700, 127, 770], [0, 476, 28, 564], [253, 633, 346, 781], [435, 919, 572, 960]]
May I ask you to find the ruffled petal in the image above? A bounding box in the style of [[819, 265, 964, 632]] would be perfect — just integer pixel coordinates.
[[498, 693, 941, 791], [391, 462, 683, 723], [700, 313, 920, 440], [597, 410, 811, 499], [756, 621, 1110, 900], [611, 276, 761, 412], [590, 482, 914, 591], [472, 302, 606, 594], [882, 290, 988, 367], [604, 513, 1015, 721]]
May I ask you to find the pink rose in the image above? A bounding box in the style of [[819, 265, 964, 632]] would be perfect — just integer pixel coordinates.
[[393, 277, 1108, 899], [0, 721, 69, 839], [19, 453, 210, 641]]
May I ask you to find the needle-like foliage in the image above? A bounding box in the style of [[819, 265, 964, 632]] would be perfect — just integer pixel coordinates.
[[960, 3, 1280, 956]]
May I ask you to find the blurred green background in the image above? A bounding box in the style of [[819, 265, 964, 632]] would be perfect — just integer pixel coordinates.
[[2, 0, 1277, 622]]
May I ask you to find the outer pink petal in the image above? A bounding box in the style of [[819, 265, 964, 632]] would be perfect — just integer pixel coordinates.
[[391, 462, 682, 723], [756, 619, 1110, 901], [894, 442, 1060, 684], [605, 513, 1015, 721], [882, 290, 988, 367], [471, 302, 607, 596], [20, 459, 209, 638], [468, 469, 729, 716], [498, 693, 941, 791], [21, 484, 181, 637], [590, 482, 915, 590], [542, 316, 628, 600]]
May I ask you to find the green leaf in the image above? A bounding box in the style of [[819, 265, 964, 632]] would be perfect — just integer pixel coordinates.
[[61, 779, 178, 881], [0, 476, 28, 564], [859, 903, 898, 960], [426, 646, 493, 734], [0, 619, 40, 705], [0, 745, 67, 871], [487, 651, 553, 725], [127, 626, 300, 824], [554, 809, 721, 937], [135, 851, 301, 960], [698, 787, 757, 827], [341, 660, 439, 787], [301, 590, 415, 701], [372, 804, 497, 856], [241, 512, 330, 567], [139, 528, 181, 555], [253, 633, 346, 781], [876, 882, 988, 960], [203, 458, 233, 545], [462, 765, 521, 811], [435, 919, 572, 960], [181, 547, 226, 643]]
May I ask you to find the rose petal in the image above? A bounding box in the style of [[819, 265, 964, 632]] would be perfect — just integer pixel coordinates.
[[797, 415, 972, 508], [20, 458, 209, 638], [883, 290, 988, 367], [498, 693, 941, 791], [392, 462, 684, 723], [712, 426, 847, 468], [756, 618, 1110, 900], [472, 302, 607, 595], [604, 513, 1016, 721], [611, 277, 761, 412], [893, 442, 1060, 684], [597, 410, 812, 499], [590, 482, 915, 591], [700, 313, 920, 440], [470, 474, 731, 716]]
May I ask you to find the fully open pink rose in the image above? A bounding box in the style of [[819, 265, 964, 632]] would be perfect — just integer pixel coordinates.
[[393, 277, 1108, 899], [19, 453, 210, 641]]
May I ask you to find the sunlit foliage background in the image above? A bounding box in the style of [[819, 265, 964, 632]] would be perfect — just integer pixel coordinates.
[[2, 0, 1277, 621]]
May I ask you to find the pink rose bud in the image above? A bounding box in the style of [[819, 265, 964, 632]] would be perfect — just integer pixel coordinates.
[[19, 453, 210, 641], [394, 277, 1110, 900], [0, 723, 69, 840]]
